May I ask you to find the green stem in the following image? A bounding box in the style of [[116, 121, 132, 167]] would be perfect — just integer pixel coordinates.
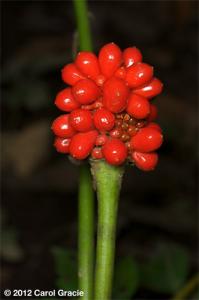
[[90, 160, 125, 300], [78, 165, 94, 299], [171, 273, 199, 300], [73, 0, 93, 52], [72, 1, 94, 299]]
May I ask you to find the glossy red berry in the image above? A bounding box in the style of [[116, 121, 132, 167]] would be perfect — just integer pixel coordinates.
[[95, 74, 107, 88], [145, 122, 162, 132], [91, 147, 103, 159], [134, 77, 163, 99], [61, 63, 86, 86], [125, 141, 134, 151], [75, 51, 100, 80], [72, 79, 101, 105], [123, 113, 130, 121], [130, 127, 163, 152], [121, 122, 129, 131], [136, 120, 146, 129], [131, 151, 158, 171], [69, 109, 93, 132], [103, 78, 130, 113], [52, 114, 76, 138], [55, 87, 81, 112], [129, 117, 138, 125], [115, 119, 123, 127], [145, 103, 158, 122], [98, 43, 122, 78], [127, 125, 137, 137], [122, 47, 142, 68], [81, 104, 93, 110], [116, 112, 125, 119], [114, 67, 127, 80], [69, 130, 99, 159], [95, 134, 109, 146], [54, 137, 71, 153], [93, 108, 116, 131], [102, 139, 127, 165], [125, 63, 153, 89], [120, 132, 130, 142], [109, 127, 123, 138], [92, 99, 104, 109], [126, 93, 150, 119]]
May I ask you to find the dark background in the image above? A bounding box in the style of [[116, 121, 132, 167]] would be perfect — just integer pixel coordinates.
[[1, 1, 198, 299]]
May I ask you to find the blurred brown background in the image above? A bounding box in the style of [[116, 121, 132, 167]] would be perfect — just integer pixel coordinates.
[[1, 1, 198, 299]]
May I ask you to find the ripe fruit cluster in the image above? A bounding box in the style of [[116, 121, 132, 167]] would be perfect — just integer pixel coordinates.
[[52, 43, 163, 171]]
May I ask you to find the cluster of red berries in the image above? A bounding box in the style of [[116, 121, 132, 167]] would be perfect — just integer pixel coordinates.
[[52, 43, 163, 171]]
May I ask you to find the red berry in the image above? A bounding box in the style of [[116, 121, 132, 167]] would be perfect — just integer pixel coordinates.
[[115, 119, 123, 127], [125, 63, 153, 89], [103, 78, 130, 113], [99, 130, 108, 135], [69, 130, 99, 159], [109, 127, 123, 138], [121, 122, 129, 131], [69, 109, 93, 132], [136, 120, 146, 129], [52, 114, 76, 138], [92, 98, 104, 109], [95, 134, 109, 146], [130, 127, 163, 152], [145, 122, 162, 132], [98, 43, 122, 78], [134, 77, 163, 99], [123, 113, 130, 121], [125, 141, 134, 151], [91, 147, 103, 159], [116, 112, 125, 119], [145, 103, 158, 122], [54, 137, 71, 153], [93, 108, 116, 131], [61, 63, 86, 86], [95, 74, 107, 88], [126, 93, 150, 119], [75, 51, 100, 80], [129, 117, 138, 125], [120, 132, 130, 142], [114, 67, 127, 80], [123, 47, 142, 67], [55, 87, 81, 112], [131, 151, 158, 171], [81, 104, 93, 110], [127, 125, 137, 137], [72, 79, 101, 105], [102, 139, 127, 165]]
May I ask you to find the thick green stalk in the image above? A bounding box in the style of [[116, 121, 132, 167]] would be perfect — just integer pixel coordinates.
[[78, 165, 94, 299], [73, 0, 94, 298], [73, 0, 93, 52], [90, 160, 125, 300]]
